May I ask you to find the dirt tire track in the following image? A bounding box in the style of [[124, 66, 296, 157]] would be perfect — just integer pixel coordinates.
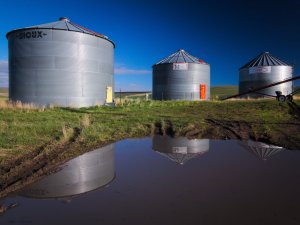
[[206, 119, 253, 140], [0, 127, 82, 198]]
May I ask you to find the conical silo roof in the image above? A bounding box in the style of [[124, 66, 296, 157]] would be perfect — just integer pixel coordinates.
[[156, 151, 206, 165], [239, 140, 284, 161], [154, 49, 208, 65], [240, 52, 290, 70], [6, 17, 115, 46]]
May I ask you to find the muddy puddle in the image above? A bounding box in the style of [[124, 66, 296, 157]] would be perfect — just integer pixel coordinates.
[[1, 136, 300, 225]]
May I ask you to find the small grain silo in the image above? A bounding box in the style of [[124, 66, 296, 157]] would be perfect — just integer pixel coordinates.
[[152, 49, 210, 100], [6, 17, 115, 107], [239, 52, 293, 98]]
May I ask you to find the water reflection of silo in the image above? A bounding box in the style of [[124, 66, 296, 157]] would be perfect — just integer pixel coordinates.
[[239, 140, 284, 160], [21, 144, 115, 199], [152, 135, 209, 165]]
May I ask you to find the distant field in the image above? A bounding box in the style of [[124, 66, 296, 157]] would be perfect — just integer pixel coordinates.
[[210, 86, 238, 99], [115, 91, 152, 100], [0, 87, 8, 94], [115, 87, 239, 100], [211, 86, 300, 98], [0, 88, 8, 101], [294, 86, 300, 96], [1, 85, 298, 101]]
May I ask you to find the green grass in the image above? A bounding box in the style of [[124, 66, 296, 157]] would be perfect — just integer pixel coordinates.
[[114, 92, 152, 101], [294, 86, 300, 96], [0, 85, 299, 162], [211, 86, 238, 99], [210, 85, 300, 98], [0, 99, 299, 163]]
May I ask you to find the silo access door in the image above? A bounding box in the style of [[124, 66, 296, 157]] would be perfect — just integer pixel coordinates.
[[200, 84, 206, 100], [106, 86, 113, 103]]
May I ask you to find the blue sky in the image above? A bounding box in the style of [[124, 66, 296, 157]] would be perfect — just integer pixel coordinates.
[[1, 0, 299, 90]]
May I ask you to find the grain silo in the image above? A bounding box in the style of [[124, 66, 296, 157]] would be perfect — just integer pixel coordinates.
[[21, 144, 115, 199], [6, 17, 115, 107], [152, 49, 210, 100], [152, 135, 209, 165], [239, 52, 293, 98]]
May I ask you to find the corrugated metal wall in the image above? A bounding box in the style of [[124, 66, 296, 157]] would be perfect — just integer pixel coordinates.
[[8, 29, 114, 107], [239, 66, 293, 98], [152, 63, 210, 100]]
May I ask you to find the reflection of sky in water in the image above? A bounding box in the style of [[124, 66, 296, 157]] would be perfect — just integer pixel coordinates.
[[1, 138, 300, 225]]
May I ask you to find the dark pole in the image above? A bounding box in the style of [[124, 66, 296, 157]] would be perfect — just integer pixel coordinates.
[[222, 75, 300, 100]]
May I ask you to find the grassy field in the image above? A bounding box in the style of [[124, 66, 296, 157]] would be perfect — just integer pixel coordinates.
[[210, 86, 238, 99], [115, 86, 239, 101], [115, 91, 152, 101], [0, 88, 8, 94], [0, 96, 300, 196], [294, 86, 300, 96], [1, 85, 300, 197], [0, 88, 8, 101], [0, 99, 299, 160], [0, 86, 299, 159]]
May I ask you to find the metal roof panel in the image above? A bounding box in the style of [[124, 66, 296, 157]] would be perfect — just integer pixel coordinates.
[[6, 17, 115, 47], [240, 52, 290, 69], [154, 49, 208, 65]]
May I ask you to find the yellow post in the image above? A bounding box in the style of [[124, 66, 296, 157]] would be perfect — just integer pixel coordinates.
[[106, 86, 113, 103]]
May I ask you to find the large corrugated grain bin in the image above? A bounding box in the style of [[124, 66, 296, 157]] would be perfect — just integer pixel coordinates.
[[7, 17, 115, 107]]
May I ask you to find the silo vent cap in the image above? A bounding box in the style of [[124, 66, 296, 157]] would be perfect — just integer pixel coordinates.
[[59, 17, 70, 22]]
